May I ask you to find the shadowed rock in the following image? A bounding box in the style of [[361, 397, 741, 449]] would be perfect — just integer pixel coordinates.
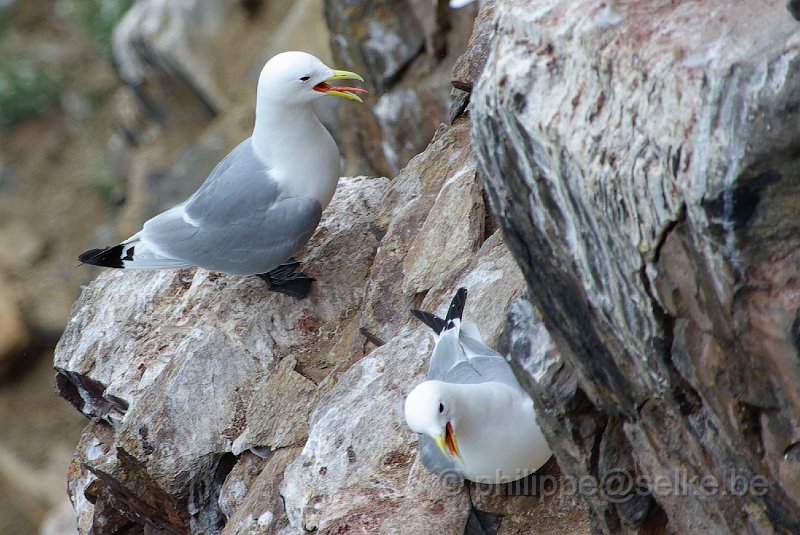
[[472, 1, 800, 533]]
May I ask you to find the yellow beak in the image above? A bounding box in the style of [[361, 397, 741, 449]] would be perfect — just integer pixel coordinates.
[[314, 69, 368, 103], [434, 422, 463, 463], [327, 69, 365, 83]]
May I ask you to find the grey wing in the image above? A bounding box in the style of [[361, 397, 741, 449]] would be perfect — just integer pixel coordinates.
[[442, 331, 523, 390], [443, 356, 521, 390], [429, 327, 516, 384], [140, 138, 323, 274], [418, 434, 463, 483], [184, 138, 280, 225], [144, 197, 321, 275], [460, 332, 503, 359], [427, 329, 466, 381]]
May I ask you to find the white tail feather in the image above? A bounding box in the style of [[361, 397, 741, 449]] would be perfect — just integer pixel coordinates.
[[120, 239, 191, 270]]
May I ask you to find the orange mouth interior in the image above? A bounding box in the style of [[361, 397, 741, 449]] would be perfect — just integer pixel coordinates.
[[313, 81, 368, 94], [445, 421, 458, 458]]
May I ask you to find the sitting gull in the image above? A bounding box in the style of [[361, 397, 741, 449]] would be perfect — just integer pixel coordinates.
[[404, 288, 552, 484], [79, 51, 367, 298]]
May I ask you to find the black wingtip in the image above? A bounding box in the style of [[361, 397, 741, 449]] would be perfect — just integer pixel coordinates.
[[78, 244, 126, 268], [445, 287, 468, 325], [411, 308, 447, 334], [411, 288, 468, 334]]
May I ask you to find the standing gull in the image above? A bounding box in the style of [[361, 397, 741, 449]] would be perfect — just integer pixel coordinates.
[[79, 51, 367, 298], [404, 288, 552, 484]]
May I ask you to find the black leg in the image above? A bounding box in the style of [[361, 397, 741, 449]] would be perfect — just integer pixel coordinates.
[[256, 258, 315, 299], [462, 482, 502, 535]]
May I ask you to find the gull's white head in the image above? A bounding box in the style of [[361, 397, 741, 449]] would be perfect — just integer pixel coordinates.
[[404, 380, 463, 463], [257, 51, 367, 106]]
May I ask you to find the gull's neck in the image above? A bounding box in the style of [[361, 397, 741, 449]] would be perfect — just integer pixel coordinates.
[[251, 98, 341, 207], [252, 101, 326, 160]]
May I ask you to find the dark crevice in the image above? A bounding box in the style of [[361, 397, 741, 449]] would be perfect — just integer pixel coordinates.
[[476, 174, 500, 246], [702, 169, 781, 231], [54, 369, 128, 422], [212, 452, 238, 529], [782, 441, 800, 460], [787, 0, 800, 23], [358, 326, 386, 346], [735, 401, 767, 459], [54, 370, 86, 414], [84, 450, 188, 534], [463, 507, 502, 535], [639, 204, 703, 416], [652, 203, 687, 266], [790, 309, 800, 356]]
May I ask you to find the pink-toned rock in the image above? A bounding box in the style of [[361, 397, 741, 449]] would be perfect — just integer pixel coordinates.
[[281, 234, 528, 534], [55, 176, 389, 534], [473, 0, 800, 533]]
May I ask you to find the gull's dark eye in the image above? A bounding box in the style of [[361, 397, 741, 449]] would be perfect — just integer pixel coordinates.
[[439, 403, 444, 414], [300, 76, 310, 82]]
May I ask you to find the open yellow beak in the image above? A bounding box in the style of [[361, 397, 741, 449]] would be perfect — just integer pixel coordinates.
[[434, 422, 463, 463], [327, 69, 365, 82], [313, 69, 368, 103]]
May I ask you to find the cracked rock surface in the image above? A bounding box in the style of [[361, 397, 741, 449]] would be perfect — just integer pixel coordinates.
[[55, 115, 587, 533], [472, 1, 800, 534], [56, 176, 389, 534]]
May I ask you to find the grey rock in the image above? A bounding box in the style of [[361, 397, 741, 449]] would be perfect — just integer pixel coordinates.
[[55, 176, 389, 533], [450, 0, 494, 93], [324, 0, 479, 176], [281, 234, 527, 533], [111, 0, 232, 123], [220, 448, 299, 535], [324, 0, 426, 95], [358, 117, 478, 344], [472, 1, 800, 533]]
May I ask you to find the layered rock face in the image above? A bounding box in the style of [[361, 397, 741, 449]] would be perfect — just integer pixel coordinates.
[[56, 0, 800, 534], [55, 2, 591, 534], [57, 175, 390, 534], [472, 1, 800, 534]]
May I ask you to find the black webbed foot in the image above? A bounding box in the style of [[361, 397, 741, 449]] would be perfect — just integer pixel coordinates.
[[463, 482, 502, 535], [257, 258, 315, 299]]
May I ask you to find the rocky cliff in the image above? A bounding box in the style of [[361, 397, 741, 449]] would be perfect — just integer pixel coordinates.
[[473, 1, 800, 534], [55, 1, 587, 534], [54, 0, 800, 534]]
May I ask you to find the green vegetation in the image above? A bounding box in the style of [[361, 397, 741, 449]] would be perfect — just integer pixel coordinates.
[[0, 4, 61, 128], [0, 0, 133, 129], [59, 0, 134, 55], [88, 148, 124, 211], [0, 60, 63, 129]]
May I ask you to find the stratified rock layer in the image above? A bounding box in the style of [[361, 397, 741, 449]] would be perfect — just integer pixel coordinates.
[[472, 1, 800, 534], [55, 110, 590, 535], [56, 176, 390, 534]]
